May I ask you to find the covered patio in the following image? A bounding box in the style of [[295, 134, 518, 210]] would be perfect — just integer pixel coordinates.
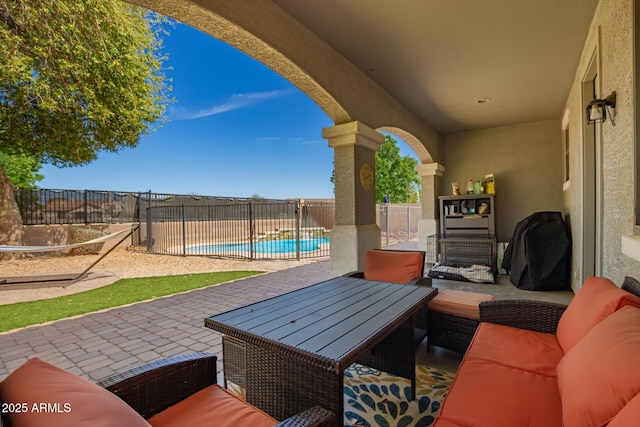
[[3, 0, 640, 425]]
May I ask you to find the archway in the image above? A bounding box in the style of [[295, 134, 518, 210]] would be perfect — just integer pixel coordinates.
[[378, 127, 444, 252]]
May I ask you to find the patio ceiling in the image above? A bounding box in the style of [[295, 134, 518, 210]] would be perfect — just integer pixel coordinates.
[[273, 0, 600, 135]]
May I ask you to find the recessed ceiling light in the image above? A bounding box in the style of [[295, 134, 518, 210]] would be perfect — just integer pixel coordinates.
[[477, 98, 492, 104]]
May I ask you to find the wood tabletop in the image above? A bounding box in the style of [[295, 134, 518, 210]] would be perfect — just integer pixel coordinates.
[[205, 276, 437, 367]]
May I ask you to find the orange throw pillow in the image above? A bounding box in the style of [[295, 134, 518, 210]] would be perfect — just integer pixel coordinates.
[[557, 306, 640, 427], [608, 393, 640, 427], [556, 276, 640, 353], [0, 358, 150, 427], [363, 250, 424, 284]]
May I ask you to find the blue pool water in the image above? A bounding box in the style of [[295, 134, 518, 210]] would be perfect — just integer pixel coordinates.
[[188, 238, 330, 254]]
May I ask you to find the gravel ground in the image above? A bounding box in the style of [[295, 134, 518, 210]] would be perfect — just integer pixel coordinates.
[[0, 246, 325, 305]]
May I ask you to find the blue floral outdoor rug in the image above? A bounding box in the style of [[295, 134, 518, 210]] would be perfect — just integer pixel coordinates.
[[227, 363, 454, 427], [343, 363, 454, 427]]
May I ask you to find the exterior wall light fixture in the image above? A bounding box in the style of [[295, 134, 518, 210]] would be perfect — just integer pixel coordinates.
[[586, 91, 616, 126]]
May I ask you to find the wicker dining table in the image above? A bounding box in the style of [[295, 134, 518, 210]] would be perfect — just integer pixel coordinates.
[[204, 275, 438, 425]]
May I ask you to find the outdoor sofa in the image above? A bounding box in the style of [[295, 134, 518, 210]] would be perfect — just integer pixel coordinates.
[[434, 276, 640, 426], [0, 352, 335, 427]]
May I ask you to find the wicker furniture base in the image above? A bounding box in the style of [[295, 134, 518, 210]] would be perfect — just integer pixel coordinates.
[[355, 317, 418, 394], [427, 289, 495, 353], [427, 310, 479, 353], [205, 277, 438, 426], [222, 335, 247, 389], [223, 323, 425, 419]]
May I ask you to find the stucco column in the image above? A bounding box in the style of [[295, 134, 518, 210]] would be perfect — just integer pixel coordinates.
[[416, 162, 445, 251], [323, 121, 385, 276]]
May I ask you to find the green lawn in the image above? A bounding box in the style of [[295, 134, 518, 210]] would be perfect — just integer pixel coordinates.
[[0, 271, 262, 333]]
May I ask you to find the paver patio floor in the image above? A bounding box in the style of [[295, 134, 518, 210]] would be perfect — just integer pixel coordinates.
[[0, 261, 331, 381]]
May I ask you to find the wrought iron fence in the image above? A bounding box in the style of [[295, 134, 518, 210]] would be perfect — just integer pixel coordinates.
[[15, 188, 421, 259], [144, 201, 334, 260], [14, 188, 284, 226], [378, 204, 421, 246]]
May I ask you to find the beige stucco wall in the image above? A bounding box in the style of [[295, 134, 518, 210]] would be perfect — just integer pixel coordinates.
[[563, 0, 640, 290], [441, 120, 564, 242]]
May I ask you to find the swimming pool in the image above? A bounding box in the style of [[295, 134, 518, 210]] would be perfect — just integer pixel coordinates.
[[187, 237, 330, 254]]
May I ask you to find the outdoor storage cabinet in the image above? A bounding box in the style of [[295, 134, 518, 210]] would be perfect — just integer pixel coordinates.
[[439, 194, 495, 236]]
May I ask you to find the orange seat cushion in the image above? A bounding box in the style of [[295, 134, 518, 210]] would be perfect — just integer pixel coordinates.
[[466, 322, 564, 377], [363, 250, 424, 284], [608, 393, 640, 427], [0, 358, 151, 427], [148, 384, 278, 427], [557, 306, 640, 427], [433, 418, 466, 426], [556, 276, 640, 353], [427, 289, 495, 319], [436, 357, 562, 427]]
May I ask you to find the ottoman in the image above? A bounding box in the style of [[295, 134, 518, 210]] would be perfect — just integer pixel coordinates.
[[427, 289, 495, 353]]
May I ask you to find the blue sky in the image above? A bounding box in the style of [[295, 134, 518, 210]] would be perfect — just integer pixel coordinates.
[[38, 21, 415, 200]]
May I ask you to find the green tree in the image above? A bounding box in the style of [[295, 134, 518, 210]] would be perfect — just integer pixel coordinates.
[[0, 150, 43, 188], [375, 135, 420, 203], [0, 0, 172, 246], [0, 0, 172, 166], [329, 134, 421, 203]]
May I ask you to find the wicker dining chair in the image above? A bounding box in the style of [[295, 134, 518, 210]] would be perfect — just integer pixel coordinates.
[[344, 248, 432, 334], [0, 353, 335, 427], [344, 249, 431, 286]]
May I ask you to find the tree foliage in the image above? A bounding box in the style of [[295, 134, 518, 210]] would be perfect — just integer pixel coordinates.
[[0, 0, 172, 167], [330, 134, 420, 203], [375, 135, 420, 203], [0, 149, 43, 187]]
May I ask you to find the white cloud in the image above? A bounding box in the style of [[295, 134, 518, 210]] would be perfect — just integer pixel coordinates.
[[174, 88, 295, 120]]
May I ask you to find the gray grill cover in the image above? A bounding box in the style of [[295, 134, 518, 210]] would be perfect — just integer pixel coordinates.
[[502, 212, 571, 291]]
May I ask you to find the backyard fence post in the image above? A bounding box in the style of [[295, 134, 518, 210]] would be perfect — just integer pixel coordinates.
[[148, 190, 152, 212], [182, 204, 186, 257], [84, 190, 88, 224], [296, 200, 301, 260], [407, 205, 411, 243], [249, 202, 254, 260], [385, 204, 390, 247], [146, 207, 152, 252], [137, 192, 142, 244]]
